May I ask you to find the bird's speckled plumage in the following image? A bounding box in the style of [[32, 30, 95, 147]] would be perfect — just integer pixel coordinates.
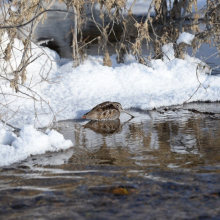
[[81, 101, 133, 120]]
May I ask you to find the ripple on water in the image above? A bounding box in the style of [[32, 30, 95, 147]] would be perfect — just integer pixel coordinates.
[[1, 103, 220, 219]]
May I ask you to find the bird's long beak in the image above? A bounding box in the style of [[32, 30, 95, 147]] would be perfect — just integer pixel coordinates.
[[122, 110, 135, 118]]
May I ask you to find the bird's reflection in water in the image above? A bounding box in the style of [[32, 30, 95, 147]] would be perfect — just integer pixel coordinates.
[[84, 119, 123, 135]]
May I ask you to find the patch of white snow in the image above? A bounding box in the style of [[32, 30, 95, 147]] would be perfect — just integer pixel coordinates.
[[0, 128, 17, 145], [0, 125, 73, 167], [177, 32, 195, 45], [162, 43, 175, 62]]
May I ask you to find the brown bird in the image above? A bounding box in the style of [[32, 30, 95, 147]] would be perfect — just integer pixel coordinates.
[[81, 101, 134, 120]]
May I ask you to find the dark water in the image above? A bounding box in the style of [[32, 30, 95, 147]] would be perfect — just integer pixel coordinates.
[[34, 3, 220, 75], [1, 103, 220, 219]]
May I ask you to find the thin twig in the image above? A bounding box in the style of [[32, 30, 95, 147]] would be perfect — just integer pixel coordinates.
[[0, 119, 21, 131], [184, 84, 201, 104]]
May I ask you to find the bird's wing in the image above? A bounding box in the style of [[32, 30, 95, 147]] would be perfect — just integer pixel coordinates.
[[90, 101, 116, 111]]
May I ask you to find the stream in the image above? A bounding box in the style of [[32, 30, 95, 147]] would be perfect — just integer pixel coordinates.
[[1, 103, 220, 219]]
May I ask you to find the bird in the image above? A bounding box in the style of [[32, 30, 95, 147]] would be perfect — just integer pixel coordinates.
[[81, 101, 134, 120]]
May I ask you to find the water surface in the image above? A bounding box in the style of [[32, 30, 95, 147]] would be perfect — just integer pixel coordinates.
[[1, 103, 220, 219]]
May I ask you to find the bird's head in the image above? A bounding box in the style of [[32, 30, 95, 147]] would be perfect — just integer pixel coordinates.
[[112, 102, 123, 111], [112, 102, 135, 119]]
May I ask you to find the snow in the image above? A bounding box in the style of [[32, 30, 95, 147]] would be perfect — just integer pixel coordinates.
[[162, 43, 175, 62], [1, 32, 219, 126], [0, 129, 16, 145], [46, 129, 73, 149], [0, 125, 73, 167], [0, 31, 219, 166], [177, 32, 195, 45]]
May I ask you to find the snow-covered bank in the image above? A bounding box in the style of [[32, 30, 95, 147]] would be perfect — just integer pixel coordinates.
[[0, 34, 219, 128], [0, 126, 73, 166], [0, 32, 219, 166]]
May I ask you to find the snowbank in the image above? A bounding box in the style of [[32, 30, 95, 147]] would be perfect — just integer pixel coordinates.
[[0, 31, 219, 166], [0, 33, 219, 129], [0, 125, 73, 167]]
